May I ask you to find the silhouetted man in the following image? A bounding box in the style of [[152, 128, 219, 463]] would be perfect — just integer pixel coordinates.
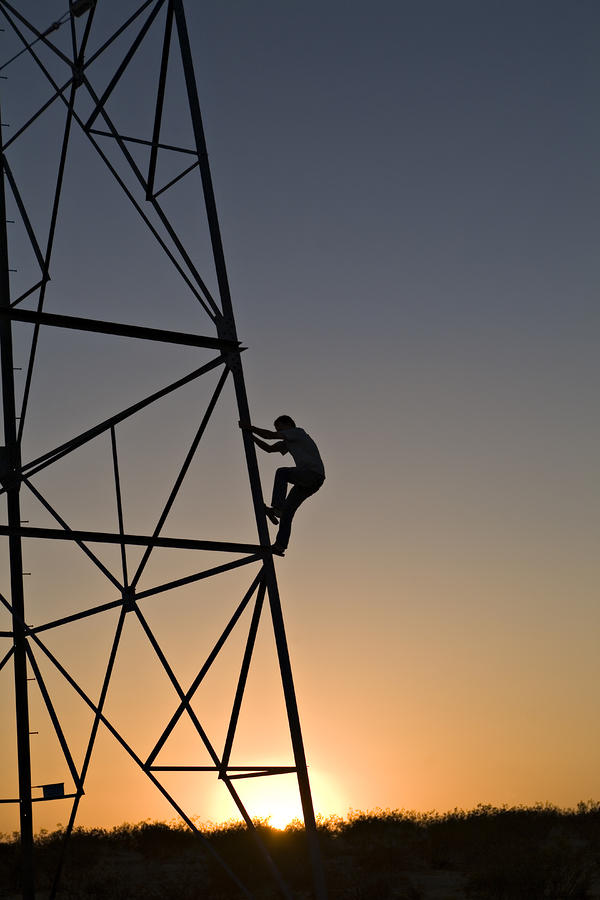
[[240, 415, 325, 556]]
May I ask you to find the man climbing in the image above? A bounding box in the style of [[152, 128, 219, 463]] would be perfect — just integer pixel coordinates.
[[239, 415, 325, 556]]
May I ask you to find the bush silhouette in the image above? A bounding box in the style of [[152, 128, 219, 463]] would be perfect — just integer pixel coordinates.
[[1, 802, 599, 898]]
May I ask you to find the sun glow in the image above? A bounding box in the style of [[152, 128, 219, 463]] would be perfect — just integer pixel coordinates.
[[265, 806, 300, 831], [247, 777, 303, 830], [211, 769, 342, 831]]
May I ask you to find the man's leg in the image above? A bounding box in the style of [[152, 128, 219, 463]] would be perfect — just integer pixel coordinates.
[[274, 472, 324, 551], [271, 467, 295, 512], [274, 485, 312, 551]]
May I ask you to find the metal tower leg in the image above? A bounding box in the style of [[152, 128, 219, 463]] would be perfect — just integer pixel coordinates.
[[263, 564, 329, 900], [174, 5, 328, 894], [230, 351, 329, 900], [0, 112, 35, 900]]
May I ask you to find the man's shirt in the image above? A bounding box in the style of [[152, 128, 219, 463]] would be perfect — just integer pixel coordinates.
[[280, 428, 325, 477]]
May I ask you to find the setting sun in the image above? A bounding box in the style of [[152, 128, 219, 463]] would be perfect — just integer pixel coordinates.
[[266, 807, 300, 831], [209, 768, 342, 831], [214, 774, 303, 830]]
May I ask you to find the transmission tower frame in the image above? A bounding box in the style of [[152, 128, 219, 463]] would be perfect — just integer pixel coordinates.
[[0, 2, 327, 898]]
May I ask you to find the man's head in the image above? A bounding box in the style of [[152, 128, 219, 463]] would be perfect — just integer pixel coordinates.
[[274, 415, 295, 432]]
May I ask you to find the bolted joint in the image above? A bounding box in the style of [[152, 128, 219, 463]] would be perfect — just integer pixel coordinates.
[[0, 446, 20, 491], [121, 587, 137, 611], [72, 65, 84, 88], [70, 0, 97, 17], [216, 313, 237, 344]]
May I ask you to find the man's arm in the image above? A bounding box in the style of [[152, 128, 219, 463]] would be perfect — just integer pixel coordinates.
[[239, 422, 280, 439], [253, 436, 287, 454], [239, 422, 287, 454], [239, 422, 281, 441]]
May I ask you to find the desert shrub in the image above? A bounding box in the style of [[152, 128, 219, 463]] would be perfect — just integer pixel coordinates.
[[465, 838, 593, 899], [1, 803, 599, 898]]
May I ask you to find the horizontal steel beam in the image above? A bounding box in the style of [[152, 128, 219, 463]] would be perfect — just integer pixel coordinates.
[[0, 794, 79, 804], [0, 307, 240, 350], [0, 524, 264, 555], [149, 766, 296, 773]]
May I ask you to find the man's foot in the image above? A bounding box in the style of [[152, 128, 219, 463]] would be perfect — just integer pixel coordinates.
[[264, 505, 281, 525], [271, 543, 286, 557]]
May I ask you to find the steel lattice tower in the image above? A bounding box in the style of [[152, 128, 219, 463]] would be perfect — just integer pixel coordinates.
[[0, 2, 327, 898]]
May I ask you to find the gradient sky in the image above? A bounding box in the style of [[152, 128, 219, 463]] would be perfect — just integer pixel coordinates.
[[1, 0, 599, 835]]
